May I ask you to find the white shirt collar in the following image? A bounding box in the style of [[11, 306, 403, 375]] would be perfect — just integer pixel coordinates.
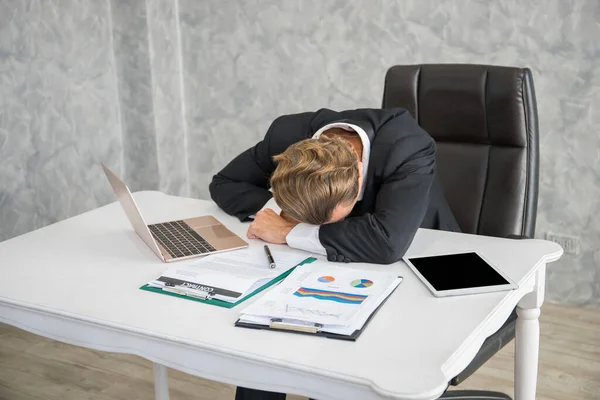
[[312, 122, 370, 201]]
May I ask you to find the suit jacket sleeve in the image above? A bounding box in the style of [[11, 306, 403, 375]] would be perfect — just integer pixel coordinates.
[[209, 113, 314, 221], [319, 119, 436, 264], [209, 127, 275, 222]]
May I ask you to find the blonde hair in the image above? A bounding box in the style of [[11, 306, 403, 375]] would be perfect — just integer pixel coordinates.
[[270, 135, 359, 225]]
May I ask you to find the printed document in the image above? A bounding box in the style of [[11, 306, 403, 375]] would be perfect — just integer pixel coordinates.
[[239, 262, 402, 335], [148, 246, 309, 302]]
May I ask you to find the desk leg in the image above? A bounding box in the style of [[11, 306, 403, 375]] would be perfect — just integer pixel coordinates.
[[153, 363, 170, 400], [515, 306, 540, 400], [515, 265, 545, 400]]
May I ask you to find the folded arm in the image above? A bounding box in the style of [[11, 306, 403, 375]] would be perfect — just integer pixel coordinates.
[[209, 113, 315, 221], [209, 128, 276, 221]]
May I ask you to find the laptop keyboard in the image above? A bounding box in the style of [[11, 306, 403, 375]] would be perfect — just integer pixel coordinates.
[[148, 220, 216, 259]]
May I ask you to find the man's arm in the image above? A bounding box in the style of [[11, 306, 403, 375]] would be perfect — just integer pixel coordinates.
[[209, 144, 273, 221], [209, 113, 315, 221], [209, 129, 275, 221], [319, 128, 436, 264]]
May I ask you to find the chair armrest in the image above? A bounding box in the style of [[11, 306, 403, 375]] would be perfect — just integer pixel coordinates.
[[450, 309, 517, 385], [505, 234, 531, 240]]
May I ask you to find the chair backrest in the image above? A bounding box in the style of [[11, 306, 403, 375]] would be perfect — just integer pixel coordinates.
[[382, 64, 539, 238]]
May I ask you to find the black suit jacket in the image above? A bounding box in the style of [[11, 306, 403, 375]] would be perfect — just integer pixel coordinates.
[[209, 108, 460, 264]]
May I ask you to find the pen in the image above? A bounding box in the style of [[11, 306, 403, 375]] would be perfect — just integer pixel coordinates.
[[264, 245, 276, 269]]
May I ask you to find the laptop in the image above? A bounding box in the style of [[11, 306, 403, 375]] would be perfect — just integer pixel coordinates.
[[101, 163, 248, 262]]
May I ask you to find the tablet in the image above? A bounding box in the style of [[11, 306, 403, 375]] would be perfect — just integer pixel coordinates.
[[403, 252, 517, 297]]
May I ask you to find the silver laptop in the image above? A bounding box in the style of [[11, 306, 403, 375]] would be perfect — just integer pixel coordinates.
[[101, 163, 248, 262]]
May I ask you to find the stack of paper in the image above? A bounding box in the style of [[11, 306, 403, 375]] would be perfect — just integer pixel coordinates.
[[147, 247, 310, 303], [238, 262, 402, 336]]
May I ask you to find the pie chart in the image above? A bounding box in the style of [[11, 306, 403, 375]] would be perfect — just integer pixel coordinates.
[[350, 279, 373, 288], [318, 276, 335, 283]]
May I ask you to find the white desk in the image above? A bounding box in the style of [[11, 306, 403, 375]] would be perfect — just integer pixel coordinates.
[[0, 191, 563, 400]]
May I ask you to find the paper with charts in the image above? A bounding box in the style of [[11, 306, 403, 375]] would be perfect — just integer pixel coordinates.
[[239, 262, 402, 335]]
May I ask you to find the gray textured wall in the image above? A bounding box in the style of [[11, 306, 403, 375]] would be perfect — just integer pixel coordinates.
[[0, 0, 122, 239], [0, 0, 598, 308]]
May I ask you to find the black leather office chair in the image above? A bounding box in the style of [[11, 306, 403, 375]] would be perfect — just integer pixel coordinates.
[[382, 64, 540, 400]]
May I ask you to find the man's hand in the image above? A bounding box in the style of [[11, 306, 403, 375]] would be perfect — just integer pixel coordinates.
[[248, 208, 298, 244]]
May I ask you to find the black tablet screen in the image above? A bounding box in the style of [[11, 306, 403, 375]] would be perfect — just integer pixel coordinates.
[[408, 252, 509, 291]]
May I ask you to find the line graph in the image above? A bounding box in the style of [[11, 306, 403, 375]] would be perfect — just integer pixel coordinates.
[[285, 304, 343, 318]]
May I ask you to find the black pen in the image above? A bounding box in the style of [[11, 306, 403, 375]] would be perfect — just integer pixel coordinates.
[[264, 245, 276, 269]]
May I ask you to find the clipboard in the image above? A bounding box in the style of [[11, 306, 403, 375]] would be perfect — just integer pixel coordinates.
[[140, 257, 317, 309], [234, 277, 400, 340]]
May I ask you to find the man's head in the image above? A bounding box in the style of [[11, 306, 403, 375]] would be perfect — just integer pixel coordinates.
[[270, 135, 362, 225]]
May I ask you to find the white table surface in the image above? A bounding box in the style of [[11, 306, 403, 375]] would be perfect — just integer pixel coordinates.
[[0, 191, 563, 400]]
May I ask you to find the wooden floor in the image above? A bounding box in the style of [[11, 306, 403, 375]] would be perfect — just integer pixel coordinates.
[[0, 302, 598, 400]]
